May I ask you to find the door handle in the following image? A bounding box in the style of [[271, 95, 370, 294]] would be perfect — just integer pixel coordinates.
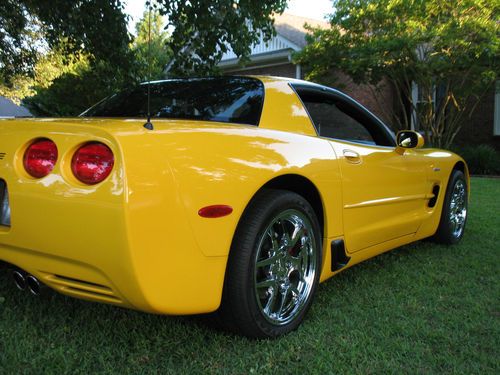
[[343, 149, 361, 164]]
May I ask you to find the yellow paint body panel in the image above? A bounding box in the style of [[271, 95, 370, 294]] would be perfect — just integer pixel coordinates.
[[0, 77, 468, 314]]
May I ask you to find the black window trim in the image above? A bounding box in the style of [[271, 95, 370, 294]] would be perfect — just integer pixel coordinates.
[[290, 83, 396, 148]]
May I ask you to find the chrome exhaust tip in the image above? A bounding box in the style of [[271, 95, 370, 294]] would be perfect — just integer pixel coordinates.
[[12, 270, 26, 291], [26, 275, 42, 296]]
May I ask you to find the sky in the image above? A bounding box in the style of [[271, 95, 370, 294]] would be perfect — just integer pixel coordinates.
[[124, 0, 333, 34]]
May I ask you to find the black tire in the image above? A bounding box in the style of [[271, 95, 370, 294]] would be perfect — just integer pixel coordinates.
[[433, 170, 468, 244], [217, 189, 322, 338]]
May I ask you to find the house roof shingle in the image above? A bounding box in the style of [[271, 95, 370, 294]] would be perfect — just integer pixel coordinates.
[[273, 13, 329, 48]]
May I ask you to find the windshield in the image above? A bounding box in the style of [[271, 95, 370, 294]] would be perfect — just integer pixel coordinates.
[[80, 77, 264, 126]]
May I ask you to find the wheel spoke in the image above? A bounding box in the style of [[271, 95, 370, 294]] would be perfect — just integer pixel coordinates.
[[256, 279, 276, 289], [279, 220, 291, 244], [300, 243, 310, 271], [256, 228, 281, 268], [263, 285, 278, 315], [256, 253, 279, 268], [277, 287, 291, 318], [288, 237, 310, 271], [289, 255, 302, 271], [290, 226, 305, 248], [290, 285, 300, 298], [266, 228, 279, 251]]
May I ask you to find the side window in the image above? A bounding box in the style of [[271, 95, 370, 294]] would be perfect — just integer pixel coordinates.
[[303, 101, 375, 144], [293, 86, 396, 147]]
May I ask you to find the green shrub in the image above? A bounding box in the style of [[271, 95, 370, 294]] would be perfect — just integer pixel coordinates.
[[454, 144, 500, 175]]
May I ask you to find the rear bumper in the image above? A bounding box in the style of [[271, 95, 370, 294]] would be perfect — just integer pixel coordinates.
[[0, 121, 228, 315], [0, 165, 152, 310], [0, 242, 128, 306], [0, 176, 228, 315], [0, 171, 228, 314], [0, 240, 228, 315]]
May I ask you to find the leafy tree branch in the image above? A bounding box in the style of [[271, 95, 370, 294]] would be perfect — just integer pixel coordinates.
[[297, 0, 499, 148]]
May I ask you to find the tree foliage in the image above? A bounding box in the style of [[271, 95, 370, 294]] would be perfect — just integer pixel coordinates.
[[0, 0, 131, 87], [0, 45, 82, 103], [24, 55, 135, 116], [132, 11, 172, 82], [2, 0, 288, 115], [25, 12, 171, 117], [152, 0, 288, 76], [297, 0, 499, 148]]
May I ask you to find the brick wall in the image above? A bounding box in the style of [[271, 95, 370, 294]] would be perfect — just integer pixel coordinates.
[[453, 88, 500, 151], [332, 72, 395, 128]]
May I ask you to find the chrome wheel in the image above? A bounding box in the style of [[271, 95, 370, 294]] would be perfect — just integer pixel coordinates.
[[254, 209, 318, 326], [433, 170, 468, 245], [449, 179, 467, 238]]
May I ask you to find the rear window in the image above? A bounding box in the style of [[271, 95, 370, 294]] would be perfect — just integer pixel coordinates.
[[81, 77, 264, 126]]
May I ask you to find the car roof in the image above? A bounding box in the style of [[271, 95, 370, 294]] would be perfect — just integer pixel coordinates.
[[139, 75, 317, 87]]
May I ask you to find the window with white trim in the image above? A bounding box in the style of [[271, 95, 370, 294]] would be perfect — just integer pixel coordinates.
[[411, 82, 437, 131]]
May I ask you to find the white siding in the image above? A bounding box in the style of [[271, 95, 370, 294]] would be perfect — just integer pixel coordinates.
[[220, 32, 299, 62]]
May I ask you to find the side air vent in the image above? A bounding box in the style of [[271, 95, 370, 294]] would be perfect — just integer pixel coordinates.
[[0, 152, 6, 160], [0, 179, 10, 227], [331, 239, 350, 272], [428, 185, 440, 207]]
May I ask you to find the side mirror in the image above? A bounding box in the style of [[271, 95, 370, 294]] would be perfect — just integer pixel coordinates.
[[396, 130, 424, 153]]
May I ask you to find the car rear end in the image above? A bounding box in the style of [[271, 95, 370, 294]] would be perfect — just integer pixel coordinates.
[[0, 76, 293, 315], [0, 117, 236, 315], [0, 119, 152, 309]]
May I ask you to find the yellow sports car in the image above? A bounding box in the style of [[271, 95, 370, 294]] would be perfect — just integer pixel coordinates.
[[0, 76, 468, 338]]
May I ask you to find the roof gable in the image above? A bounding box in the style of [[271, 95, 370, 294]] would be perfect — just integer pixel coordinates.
[[274, 13, 329, 49], [219, 13, 328, 64]]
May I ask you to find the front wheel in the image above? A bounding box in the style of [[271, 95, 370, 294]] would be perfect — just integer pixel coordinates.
[[433, 169, 468, 244], [217, 189, 322, 338]]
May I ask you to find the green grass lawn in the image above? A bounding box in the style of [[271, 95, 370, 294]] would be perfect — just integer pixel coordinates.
[[1, 177, 499, 374]]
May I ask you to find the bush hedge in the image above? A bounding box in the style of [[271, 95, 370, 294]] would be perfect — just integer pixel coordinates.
[[452, 144, 500, 175]]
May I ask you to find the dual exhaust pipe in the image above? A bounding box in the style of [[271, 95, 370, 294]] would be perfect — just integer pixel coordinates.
[[12, 270, 44, 296]]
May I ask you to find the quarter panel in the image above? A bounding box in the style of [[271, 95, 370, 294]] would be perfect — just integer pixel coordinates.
[[108, 120, 342, 313], [148, 124, 343, 258], [412, 149, 469, 239]]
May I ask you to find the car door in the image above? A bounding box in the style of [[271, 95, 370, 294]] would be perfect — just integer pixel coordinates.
[[294, 85, 431, 253]]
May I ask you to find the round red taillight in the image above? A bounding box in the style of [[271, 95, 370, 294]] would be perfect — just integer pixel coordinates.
[[71, 142, 114, 185], [23, 139, 58, 178]]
